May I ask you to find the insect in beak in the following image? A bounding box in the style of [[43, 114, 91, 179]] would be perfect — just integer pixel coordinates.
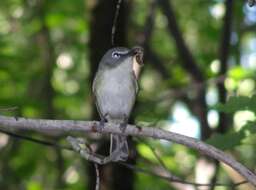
[[129, 46, 144, 65], [129, 46, 144, 79]]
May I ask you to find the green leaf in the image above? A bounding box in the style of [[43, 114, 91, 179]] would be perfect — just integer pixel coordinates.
[[206, 132, 245, 150], [27, 181, 42, 190], [207, 121, 256, 150], [228, 66, 254, 80], [214, 95, 256, 114], [240, 121, 256, 135]]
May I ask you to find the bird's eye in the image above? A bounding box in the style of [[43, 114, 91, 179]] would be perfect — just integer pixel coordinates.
[[112, 52, 121, 59]]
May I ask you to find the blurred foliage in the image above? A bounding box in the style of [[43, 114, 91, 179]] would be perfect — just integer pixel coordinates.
[[215, 95, 256, 113], [0, 0, 256, 189], [209, 95, 256, 150]]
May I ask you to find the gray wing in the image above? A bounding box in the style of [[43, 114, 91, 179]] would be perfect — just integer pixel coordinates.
[[92, 72, 105, 120], [92, 73, 97, 96]]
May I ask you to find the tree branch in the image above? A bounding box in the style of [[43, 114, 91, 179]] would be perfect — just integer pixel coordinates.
[[0, 115, 255, 186], [120, 163, 247, 187], [140, 0, 171, 79], [157, 0, 212, 139], [211, 0, 234, 187], [217, 0, 233, 134], [157, 0, 204, 82], [0, 128, 247, 187]]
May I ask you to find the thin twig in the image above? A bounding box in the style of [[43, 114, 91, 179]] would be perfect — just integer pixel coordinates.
[[82, 138, 101, 190], [136, 138, 172, 173], [111, 0, 123, 46], [0, 107, 18, 112], [120, 163, 247, 187], [136, 139, 248, 187], [67, 136, 111, 164], [67, 136, 127, 164], [0, 128, 72, 150], [94, 163, 100, 190]]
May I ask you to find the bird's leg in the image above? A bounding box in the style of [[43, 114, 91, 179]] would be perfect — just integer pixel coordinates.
[[109, 115, 129, 161], [98, 113, 108, 131], [119, 114, 128, 133], [99, 118, 105, 130]]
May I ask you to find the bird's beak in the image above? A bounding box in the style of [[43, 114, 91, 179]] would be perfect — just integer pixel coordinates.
[[129, 46, 144, 79]]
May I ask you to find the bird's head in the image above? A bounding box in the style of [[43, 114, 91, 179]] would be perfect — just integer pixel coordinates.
[[99, 46, 144, 78]]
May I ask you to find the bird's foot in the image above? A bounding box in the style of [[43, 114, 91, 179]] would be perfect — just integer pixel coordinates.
[[67, 136, 115, 164], [113, 139, 129, 161]]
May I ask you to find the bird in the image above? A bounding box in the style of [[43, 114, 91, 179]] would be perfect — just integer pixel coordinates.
[[92, 46, 144, 162]]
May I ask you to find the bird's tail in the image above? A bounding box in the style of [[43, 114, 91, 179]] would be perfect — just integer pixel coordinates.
[[110, 134, 129, 161]]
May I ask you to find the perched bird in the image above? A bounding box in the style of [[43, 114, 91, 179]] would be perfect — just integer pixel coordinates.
[[93, 46, 144, 161]]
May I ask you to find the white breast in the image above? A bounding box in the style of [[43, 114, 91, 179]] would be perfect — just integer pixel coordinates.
[[95, 63, 136, 121]]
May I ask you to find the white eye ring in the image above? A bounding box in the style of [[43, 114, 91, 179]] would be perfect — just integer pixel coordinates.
[[111, 50, 129, 59], [112, 52, 121, 59]]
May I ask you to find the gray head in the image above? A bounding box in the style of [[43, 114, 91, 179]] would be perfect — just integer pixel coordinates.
[[98, 46, 144, 69]]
